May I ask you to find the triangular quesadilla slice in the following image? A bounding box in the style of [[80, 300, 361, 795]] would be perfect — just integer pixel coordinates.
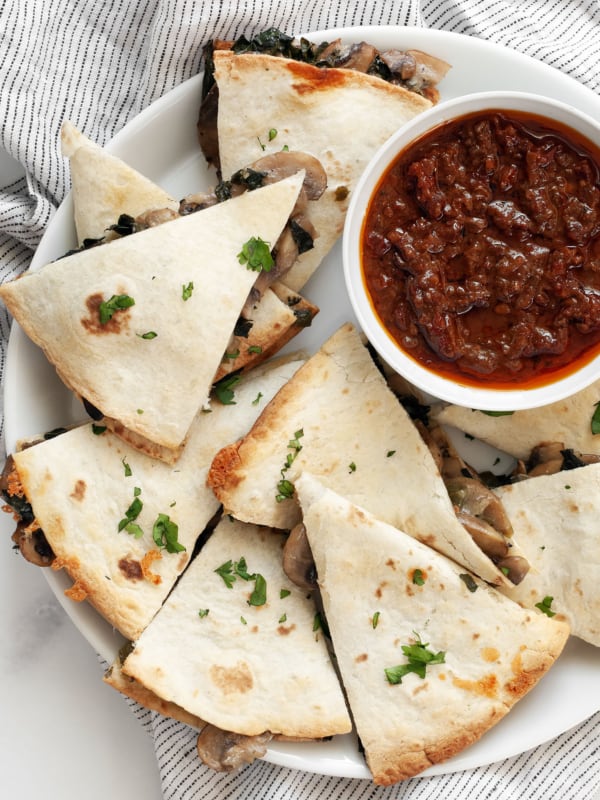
[[213, 50, 433, 291], [494, 462, 600, 645], [61, 121, 179, 245], [432, 377, 600, 461], [296, 473, 570, 784], [0, 172, 304, 457], [121, 516, 352, 740], [208, 322, 517, 586], [4, 355, 305, 640]]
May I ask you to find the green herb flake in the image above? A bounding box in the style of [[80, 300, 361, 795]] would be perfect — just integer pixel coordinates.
[[535, 595, 556, 617], [214, 373, 242, 405], [241, 616, 247, 625], [117, 486, 144, 539], [252, 391, 264, 406], [412, 568, 425, 586], [372, 611, 380, 629], [280, 588, 291, 599], [198, 608, 209, 618], [480, 410, 515, 417], [152, 513, 185, 554], [459, 573, 479, 593], [384, 632, 446, 684], [99, 294, 135, 324], [122, 458, 132, 477], [348, 461, 357, 473], [225, 349, 240, 360], [237, 236, 274, 273], [215, 560, 236, 588], [276, 478, 295, 502], [182, 282, 194, 301], [279, 613, 287, 624], [268, 128, 278, 141], [248, 573, 267, 607], [91, 424, 107, 435], [138, 331, 157, 340], [275, 429, 304, 501], [386, 450, 396, 458], [248, 345, 263, 354]]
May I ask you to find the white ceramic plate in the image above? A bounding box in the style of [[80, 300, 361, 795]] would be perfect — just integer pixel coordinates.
[[4, 26, 600, 781]]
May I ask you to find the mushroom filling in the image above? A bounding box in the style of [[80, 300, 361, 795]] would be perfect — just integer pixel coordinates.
[[196, 724, 272, 772], [282, 522, 317, 591]]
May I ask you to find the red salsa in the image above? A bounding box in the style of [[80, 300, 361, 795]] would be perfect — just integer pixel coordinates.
[[361, 110, 600, 388]]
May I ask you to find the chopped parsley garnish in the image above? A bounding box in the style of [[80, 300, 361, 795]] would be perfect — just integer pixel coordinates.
[[348, 461, 357, 473], [386, 450, 396, 457], [198, 609, 209, 618], [122, 458, 132, 477], [238, 236, 274, 273], [459, 573, 478, 593], [241, 616, 247, 625], [412, 569, 425, 586], [252, 391, 263, 406], [152, 513, 185, 554], [224, 349, 240, 360], [372, 611, 380, 629], [91, 423, 107, 435], [118, 487, 143, 538], [384, 632, 446, 684], [99, 294, 135, 324], [280, 588, 291, 599], [138, 331, 157, 340], [480, 410, 515, 417], [275, 428, 304, 502], [592, 402, 600, 435], [268, 128, 278, 141], [214, 557, 267, 606], [213, 373, 242, 405], [248, 345, 263, 354], [535, 595, 556, 617], [279, 613, 287, 623], [182, 282, 194, 301]]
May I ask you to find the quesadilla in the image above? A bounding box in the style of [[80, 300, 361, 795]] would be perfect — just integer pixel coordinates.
[[0, 172, 304, 458], [61, 121, 179, 245], [208, 323, 520, 586], [212, 49, 434, 291], [4, 355, 305, 640], [432, 377, 600, 461], [494, 463, 600, 646], [296, 473, 570, 784], [121, 515, 352, 740]]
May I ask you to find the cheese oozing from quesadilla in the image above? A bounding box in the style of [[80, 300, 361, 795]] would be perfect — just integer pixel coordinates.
[[296, 473, 570, 785], [0, 172, 305, 457]]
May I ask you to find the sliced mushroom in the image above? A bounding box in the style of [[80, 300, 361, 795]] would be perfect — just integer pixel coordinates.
[[455, 511, 510, 561], [282, 522, 317, 591], [331, 41, 378, 73], [197, 83, 221, 173], [134, 207, 180, 229], [196, 724, 272, 772], [495, 555, 530, 585], [526, 441, 566, 476], [11, 525, 55, 567], [246, 151, 327, 202], [446, 476, 513, 539]]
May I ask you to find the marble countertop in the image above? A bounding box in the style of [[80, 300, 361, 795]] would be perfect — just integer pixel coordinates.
[[0, 511, 163, 800]]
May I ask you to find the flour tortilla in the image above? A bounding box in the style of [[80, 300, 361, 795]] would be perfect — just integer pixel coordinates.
[[214, 50, 432, 291], [0, 172, 304, 456], [61, 121, 179, 245], [208, 322, 516, 586], [296, 473, 570, 785], [121, 516, 352, 739], [12, 355, 304, 640], [432, 379, 600, 461], [494, 463, 600, 646]]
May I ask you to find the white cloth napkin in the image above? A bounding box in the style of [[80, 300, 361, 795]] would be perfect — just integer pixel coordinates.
[[2, 1, 600, 797]]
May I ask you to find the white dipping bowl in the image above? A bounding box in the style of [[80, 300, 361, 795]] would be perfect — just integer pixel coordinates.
[[343, 91, 600, 411]]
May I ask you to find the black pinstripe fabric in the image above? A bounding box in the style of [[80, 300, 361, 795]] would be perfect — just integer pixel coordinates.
[[5, 2, 600, 796]]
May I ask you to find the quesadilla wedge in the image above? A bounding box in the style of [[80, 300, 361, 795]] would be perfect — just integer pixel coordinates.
[[121, 516, 352, 740], [296, 473, 570, 785], [0, 172, 304, 458], [208, 323, 520, 587], [494, 462, 600, 646], [212, 49, 434, 291], [3, 355, 305, 639], [432, 377, 600, 461], [61, 121, 179, 245]]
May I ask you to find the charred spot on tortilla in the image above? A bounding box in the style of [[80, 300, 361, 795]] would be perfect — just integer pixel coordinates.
[[119, 557, 144, 581]]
